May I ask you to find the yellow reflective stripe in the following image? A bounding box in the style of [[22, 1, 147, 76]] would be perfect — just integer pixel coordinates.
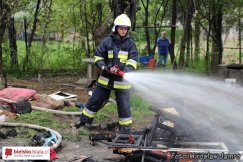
[[97, 76, 109, 86], [118, 51, 128, 59], [114, 81, 131, 89], [120, 59, 127, 63], [114, 84, 131, 89], [83, 109, 96, 118], [119, 118, 132, 125], [126, 59, 138, 69], [118, 55, 128, 59], [98, 79, 108, 86], [108, 51, 113, 58], [94, 56, 104, 63]]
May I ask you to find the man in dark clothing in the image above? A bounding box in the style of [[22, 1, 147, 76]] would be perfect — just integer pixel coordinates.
[[157, 31, 170, 67], [74, 14, 138, 134]]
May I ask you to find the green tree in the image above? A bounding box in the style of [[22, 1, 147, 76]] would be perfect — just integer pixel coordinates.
[[178, 0, 195, 68], [139, 0, 170, 56]]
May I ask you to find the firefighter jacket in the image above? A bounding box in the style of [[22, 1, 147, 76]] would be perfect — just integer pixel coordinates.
[[94, 33, 138, 90]]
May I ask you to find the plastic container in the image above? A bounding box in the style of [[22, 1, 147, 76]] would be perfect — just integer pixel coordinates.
[[147, 58, 157, 70], [139, 55, 153, 64]]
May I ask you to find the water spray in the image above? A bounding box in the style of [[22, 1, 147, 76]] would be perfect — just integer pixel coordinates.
[[124, 71, 243, 152]]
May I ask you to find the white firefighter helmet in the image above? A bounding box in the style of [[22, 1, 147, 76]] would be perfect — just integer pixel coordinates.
[[112, 14, 131, 32]]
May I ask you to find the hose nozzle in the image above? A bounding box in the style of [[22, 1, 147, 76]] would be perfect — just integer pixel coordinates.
[[118, 71, 125, 77], [110, 65, 125, 77]]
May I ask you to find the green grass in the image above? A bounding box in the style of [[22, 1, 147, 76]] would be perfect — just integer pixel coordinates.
[[185, 60, 208, 75], [2, 30, 239, 77], [131, 94, 152, 120], [94, 93, 152, 124], [14, 128, 37, 140], [62, 106, 81, 112], [3, 41, 87, 77], [7, 93, 152, 141], [17, 41, 86, 69], [9, 110, 82, 141]]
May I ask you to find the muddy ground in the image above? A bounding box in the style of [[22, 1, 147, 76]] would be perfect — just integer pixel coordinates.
[[0, 75, 152, 162]]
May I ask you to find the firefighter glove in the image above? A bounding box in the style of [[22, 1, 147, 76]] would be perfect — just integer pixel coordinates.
[[110, 65, 120, 75]]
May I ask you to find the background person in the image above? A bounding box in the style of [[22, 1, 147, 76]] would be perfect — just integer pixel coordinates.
[[157, 31, 170, 67]]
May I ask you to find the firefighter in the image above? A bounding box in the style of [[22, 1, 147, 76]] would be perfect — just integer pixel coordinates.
[[74, 14, 138, 134]]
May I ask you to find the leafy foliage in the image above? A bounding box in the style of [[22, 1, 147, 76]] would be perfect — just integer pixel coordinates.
[[1, 0, 242, 75]]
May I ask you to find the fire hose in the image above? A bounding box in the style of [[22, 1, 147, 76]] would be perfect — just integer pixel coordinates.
[[0, 97, 82, 116], [0, 122, 62, 150]]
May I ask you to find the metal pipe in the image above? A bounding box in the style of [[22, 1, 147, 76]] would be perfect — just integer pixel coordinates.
[[109, 145, 229, 153]]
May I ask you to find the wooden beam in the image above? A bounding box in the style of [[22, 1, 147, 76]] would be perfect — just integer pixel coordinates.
[[136, 25, 177, 28], [223, 47, 243, 49]]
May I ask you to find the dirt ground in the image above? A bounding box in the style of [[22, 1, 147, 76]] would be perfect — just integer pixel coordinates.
[[1, 136, 124, 162], [7, 75, 91, 102], [2, 74, 243, 161], [1, 75, 152, 162]]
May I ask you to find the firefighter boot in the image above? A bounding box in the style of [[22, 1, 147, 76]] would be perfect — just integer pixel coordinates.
[[118, 124, 132, 134], [118, 124, 134, 143], [74, 120, 85, 129]]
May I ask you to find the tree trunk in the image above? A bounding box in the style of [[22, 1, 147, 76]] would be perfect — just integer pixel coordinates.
[[211, 41, 219, 73], [97, 2, 103, 27], [170, 0, 177, 69], [194, 15, 200, 62], [0, 0, 10, 76], [190, 28, 193, 63], [178, 0, 194, 68], [211, 2, 223, 73], [23, 0, 41, 72], [205, 23, 211, 72], [39, 0, 52, 75], [93, 0, 135, 46], [8, 16, 18, 67], [0, 41, 3, 81], [24, 18, 28, 58], [239, 3, 242, 64], [152, 0, 169, 56], [93, 14, 113, 47], [142, 0, 152, 55], [129, 0, 137, 31], [28, 0, 41, 48], [113, 0, 129, 18], [84, 0, 91, 57], [185, 24, 192, 67], [205, 0, 212, 69]]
